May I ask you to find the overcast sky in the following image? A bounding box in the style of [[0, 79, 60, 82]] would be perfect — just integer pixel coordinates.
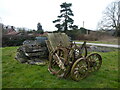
[[0, 0, 115, 31]]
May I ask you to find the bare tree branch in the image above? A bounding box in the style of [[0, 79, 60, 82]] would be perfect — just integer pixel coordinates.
[[97, 1, 119, 32]]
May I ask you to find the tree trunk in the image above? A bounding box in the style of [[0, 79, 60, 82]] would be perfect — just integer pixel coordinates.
[[64, 7, 68, 32]]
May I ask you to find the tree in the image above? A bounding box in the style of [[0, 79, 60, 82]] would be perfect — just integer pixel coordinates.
[[53, 2, 75, 32], [11, 26, 15, 31], [37, 22, 44, 34], [69, 25, 78, 30], [18, 27, 26, 35], [55, 24, 62, 32], [97, 1, 120, 36]]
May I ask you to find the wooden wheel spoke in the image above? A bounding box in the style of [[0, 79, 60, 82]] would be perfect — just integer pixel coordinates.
[[71, 58, 89, 81], [74, 45, 87, 59], [86, 53, 102, 72], [48, 48, 67, 77]]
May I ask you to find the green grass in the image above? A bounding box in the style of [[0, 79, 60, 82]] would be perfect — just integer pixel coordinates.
[[2, 47, 119, 88]]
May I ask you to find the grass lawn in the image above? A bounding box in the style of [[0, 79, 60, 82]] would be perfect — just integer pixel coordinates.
[[2, 46, 119, 88]]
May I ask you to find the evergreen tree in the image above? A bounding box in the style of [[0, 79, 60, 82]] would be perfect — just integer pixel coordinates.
[[53, 2, 75, 32], [69, 25, 78, 30], [37, 22, 44, 34]]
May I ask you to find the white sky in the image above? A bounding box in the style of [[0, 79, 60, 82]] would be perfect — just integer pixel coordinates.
[[0, 0, 115, 31]]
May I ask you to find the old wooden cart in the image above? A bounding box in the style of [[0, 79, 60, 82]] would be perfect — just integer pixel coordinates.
[[46, 33, 102, 81]]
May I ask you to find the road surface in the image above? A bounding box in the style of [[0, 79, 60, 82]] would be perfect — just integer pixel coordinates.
[[75, 42, 120, 48]]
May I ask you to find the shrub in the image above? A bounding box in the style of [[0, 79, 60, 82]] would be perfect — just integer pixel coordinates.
[[2, 35, 35, 47]]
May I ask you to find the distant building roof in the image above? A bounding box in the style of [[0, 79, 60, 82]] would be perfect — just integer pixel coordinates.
[[35, 32, 48, 36], [6, 31, 19, 35]]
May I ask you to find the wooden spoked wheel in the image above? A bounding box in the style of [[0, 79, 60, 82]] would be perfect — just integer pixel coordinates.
[[74, 46, 87, 59], [71, 58, 89, 81], [48, 48, 67, 77], [86, 53, 102, 72]]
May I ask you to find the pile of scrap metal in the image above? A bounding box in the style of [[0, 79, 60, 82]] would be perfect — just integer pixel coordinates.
[[15, 36, 48, 65]]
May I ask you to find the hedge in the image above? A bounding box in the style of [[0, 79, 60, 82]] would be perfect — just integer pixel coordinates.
[[2, 35, 35, 47]]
